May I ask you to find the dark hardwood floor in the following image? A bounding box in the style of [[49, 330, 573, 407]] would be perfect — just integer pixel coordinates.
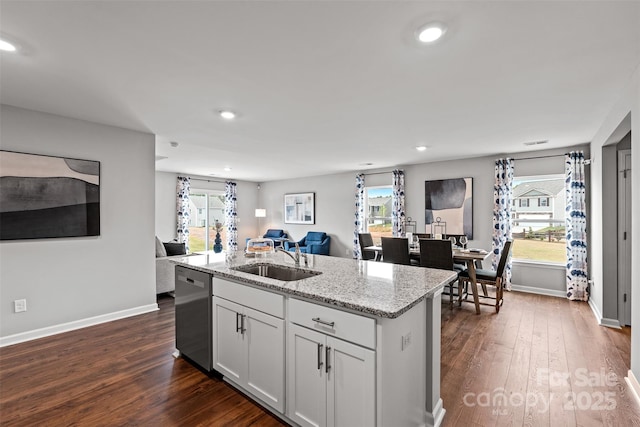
[[1, 292, 638, 426], [441, 291, 640, 427]]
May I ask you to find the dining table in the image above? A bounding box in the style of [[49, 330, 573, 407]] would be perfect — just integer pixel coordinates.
[[365, 244, 490, 314], [448, 248, 491, 314], [410, 246, 490, 314], [363, 245, 383, 261]]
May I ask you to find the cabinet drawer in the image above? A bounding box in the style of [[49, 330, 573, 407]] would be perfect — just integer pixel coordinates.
[[288, 298, 375, 349], [213, 277, 284, 319]]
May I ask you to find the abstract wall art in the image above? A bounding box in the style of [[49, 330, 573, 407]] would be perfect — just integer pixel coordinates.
[[0, 150, 100, 240], [425, 177, 473, 238]]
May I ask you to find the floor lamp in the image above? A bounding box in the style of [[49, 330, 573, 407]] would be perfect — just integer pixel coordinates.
[[255, 208, 266, 237]]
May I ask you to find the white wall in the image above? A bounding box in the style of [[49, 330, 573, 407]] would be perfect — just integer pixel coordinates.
[[590, 64, 639, 375], [0, 105, 157, 343], [155, 172, 259, 249]]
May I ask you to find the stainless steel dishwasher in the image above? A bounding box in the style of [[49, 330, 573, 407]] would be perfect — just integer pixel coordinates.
[[175, 265, 213, 372]]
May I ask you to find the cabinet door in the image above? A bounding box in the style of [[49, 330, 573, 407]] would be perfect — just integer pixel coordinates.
[[326, 337, 375, 427], [245, 307, 285, 412], [212, 297, 245, 382], [288, 324, 327, 427]]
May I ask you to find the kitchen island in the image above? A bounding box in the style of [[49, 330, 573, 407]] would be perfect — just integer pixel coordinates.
[[172, 251, 456, 427]]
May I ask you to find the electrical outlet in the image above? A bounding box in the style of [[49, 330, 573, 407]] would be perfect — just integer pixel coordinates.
[[14, 299, 27, 313], [401, 332, 412, 351]]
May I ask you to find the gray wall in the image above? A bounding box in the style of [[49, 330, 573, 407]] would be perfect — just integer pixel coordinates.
[[602, 143, 620, 321], [260, 145, 587, 292], [155, 171, 259, 249], [0, 105, 157, 340], [589, 64, 639, 376], [259, 172, 356, 257], [155, 171, 179, 241]]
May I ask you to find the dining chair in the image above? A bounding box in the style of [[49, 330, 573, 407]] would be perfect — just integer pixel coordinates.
[[419, 239, 466, 309], [459, 240, 513, 313], [358, 233, 376, 260], [381, 237, 411, 265]]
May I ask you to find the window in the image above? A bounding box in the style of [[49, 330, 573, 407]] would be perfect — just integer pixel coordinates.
[[188, 190, 226, 252], [511, 175, 565, 264], [364, 186, 392, 245]]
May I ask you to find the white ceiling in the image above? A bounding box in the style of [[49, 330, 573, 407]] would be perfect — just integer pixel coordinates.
[[1, 1, 639, 182]]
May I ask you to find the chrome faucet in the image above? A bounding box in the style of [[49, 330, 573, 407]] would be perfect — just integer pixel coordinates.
[[276, 243, 308, 267]]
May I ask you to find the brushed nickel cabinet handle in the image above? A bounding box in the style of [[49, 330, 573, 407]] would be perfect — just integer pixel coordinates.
[[312, 317, 335, 328], [317, 343, 324, 370], [325, 346, 331, 373], [241, 314, 246, 334], [236, 312, 241, 333]]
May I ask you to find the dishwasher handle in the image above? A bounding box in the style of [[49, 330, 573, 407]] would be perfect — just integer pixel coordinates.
[[177, 274, 205, 288]]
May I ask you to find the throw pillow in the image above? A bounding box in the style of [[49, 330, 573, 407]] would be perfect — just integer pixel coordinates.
[[155, 236, 167, 257], [163, 242, 187, 256]]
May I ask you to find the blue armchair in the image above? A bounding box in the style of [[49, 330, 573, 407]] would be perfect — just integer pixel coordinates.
[[284, 231, 331, 255], [263, 229, 288, 247]]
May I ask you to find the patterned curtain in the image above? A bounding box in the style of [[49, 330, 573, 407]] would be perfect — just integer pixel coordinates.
[[493, 159, 514, 290], [224, 181, 238, 252], [176, 176, 191, 253], [392, 169, 405, 237], [353, 174, 365, 259], [565, 151, 588, 301]]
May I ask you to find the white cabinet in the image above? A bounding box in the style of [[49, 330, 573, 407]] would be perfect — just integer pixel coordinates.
[[213, 279, 285, 413], [287, 301, 376, 427]]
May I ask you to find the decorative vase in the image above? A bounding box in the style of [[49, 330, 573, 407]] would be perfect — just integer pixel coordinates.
[[213, 232, 223, 253]]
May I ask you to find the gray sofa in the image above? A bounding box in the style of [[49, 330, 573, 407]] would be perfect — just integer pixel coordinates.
[[156, 254, 188, 294]]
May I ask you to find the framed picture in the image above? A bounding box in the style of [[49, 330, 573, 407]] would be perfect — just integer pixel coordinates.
[[425, 177, 473, 239], [284, 192, 315, 224], [0, 150, 101, 240]]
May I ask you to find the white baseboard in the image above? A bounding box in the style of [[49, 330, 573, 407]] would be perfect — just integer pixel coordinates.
[[626, 370, 640, 407], [584, 299, 622, 328], [600, 317, 622, 329], [0, 303, 159, 347], [588, 298, 602, 322], [511, 284, 566, 298]]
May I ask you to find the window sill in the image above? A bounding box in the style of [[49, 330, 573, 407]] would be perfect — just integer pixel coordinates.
[[512, 259, 565, 270]]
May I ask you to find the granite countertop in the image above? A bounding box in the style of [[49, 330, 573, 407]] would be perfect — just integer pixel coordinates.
[[171, 251, 456, 319]]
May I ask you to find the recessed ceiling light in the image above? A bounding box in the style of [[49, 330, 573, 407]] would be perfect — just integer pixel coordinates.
[[169, 141, 179, 148], [219, 110, 236, 120], [223, 167, 231, 172], [416, 145, 428, 151], [0, 38, 17, 52], [359, 162, 374, 166], [416, 23, 447, 43]]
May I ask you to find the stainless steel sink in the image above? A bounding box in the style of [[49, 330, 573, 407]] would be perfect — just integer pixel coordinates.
[[231, 264, 321, 281]]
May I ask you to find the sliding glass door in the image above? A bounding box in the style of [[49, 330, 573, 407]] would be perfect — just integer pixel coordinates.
[[188, 191, 226, 252]]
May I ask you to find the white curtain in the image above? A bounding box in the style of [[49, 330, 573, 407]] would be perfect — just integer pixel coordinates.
[[176, 176, 191, 252], [493, 159, 514, 290], [565, 151, 588, 301], [353, 174, 365, 259], [176, 176, 191, 253], [392, 169, 405, 237], [224, 181, 238, 252]]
